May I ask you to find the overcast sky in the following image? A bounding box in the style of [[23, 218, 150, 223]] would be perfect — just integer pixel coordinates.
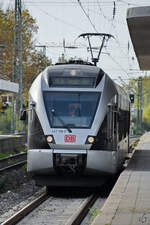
[[2, 0, 150, 83]]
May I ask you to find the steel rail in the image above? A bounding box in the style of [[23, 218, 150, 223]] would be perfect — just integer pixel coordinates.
[[65, 194, 98, 225], [0, 152, 27, 173], [1, 193, 49, 225], [0, 160, 27, 173], [0, 152, 27, 162]]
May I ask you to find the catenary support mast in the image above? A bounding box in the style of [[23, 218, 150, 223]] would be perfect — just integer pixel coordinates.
[[11, 0, 23, 133]]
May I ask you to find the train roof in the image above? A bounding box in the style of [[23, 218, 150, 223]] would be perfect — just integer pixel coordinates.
[[48, 63, 101, 74]]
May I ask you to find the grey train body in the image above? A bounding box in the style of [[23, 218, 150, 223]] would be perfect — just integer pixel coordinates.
[[27, 63, 130, 187]]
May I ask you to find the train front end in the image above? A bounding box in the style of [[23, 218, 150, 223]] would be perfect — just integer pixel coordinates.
[[27, 63, 129, 187]]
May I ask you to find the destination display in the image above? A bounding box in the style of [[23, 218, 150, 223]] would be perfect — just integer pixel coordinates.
[[50, 77, 95, 87]]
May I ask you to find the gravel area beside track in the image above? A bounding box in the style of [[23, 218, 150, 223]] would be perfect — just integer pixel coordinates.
[[0, 167, 43, 224], [0, 167, 29, 192]]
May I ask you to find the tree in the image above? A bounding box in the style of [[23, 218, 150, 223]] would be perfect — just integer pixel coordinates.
[[0, 7, 52, 105], [127, 76, 150, 131], [143, 104, 150, 130]]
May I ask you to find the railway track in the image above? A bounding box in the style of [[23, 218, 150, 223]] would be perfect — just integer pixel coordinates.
[[65, 194, 98, 225], [1, 192, 48, 225], [1, 191, 99, 225], [0, 152, 27, 173], [0, 136, 139, 225]]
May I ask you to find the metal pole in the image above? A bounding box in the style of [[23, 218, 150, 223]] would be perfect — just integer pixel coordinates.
[[139, 77, 143, 131], [18, 0, 23, 132], [136, 77, 143, 133], [11, 0, 22, 133], [11, 0, 17, 133]]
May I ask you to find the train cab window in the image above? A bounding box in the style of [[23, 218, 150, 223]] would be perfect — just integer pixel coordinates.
[[43, 92, 100, 129]]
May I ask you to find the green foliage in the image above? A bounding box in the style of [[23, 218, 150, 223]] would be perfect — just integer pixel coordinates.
[[0, 105, 28, 134], [128, 75, 150, 132], [0, 107, 11, 134], [143, 105, 150, 129], [142, 77, 150, 130], [0, 152, 10, 158], [89, 208, 100, 224], [0, 6, 52, 106]]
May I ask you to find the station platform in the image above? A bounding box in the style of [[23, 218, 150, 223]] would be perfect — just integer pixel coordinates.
[[92, 132, 150, 225], [0, 134, 17, 140], [0, 134, 26, 154], [0, 79, 19, 93]]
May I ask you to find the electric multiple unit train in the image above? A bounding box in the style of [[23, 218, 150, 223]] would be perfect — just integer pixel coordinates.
[[26, 61, 130, 187]]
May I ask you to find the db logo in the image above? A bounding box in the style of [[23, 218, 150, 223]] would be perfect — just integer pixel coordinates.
[[64, 135, 76, 143]]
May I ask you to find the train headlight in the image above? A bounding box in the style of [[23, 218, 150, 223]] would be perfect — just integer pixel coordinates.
[[87, 136, 95, 144], [47, 135, 53, 143]]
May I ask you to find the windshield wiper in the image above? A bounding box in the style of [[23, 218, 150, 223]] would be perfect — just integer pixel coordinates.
[[51, 109, 72, 133]]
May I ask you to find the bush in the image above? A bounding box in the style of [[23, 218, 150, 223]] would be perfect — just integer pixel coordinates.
[[0, 107, 11, 134]]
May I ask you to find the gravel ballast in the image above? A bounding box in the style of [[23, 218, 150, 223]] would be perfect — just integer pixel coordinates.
[[0, 168, 44, 223]]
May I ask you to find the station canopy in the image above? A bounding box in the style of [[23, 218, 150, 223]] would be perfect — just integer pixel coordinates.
[[0, 79, 19, 94], [127, 6, 150, 70]]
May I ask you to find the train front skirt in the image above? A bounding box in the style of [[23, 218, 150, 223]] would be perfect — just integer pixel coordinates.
[[27, 149, 119, 187]]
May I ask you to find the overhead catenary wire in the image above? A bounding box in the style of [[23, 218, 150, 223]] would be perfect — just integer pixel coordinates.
[[34, 7, 86, 32], [116, 0, 139, 6], [105, 48, 131, 79], [96, 0, 130, 60], [1, 0, 148, 82], [4, 0, 149, 7], [96, 1, 134, 78], [33, 0, 132, 63], [20, 0, 147, 79], [77, 0, 98, 32], [96, 1, 133, 62], [15, 1, 147, 6], [96, 0, 132, 71], [41, 1, 134, 77], [16, 1, 127, 5], [76, 0, 117, 65], [73, 1, 136, 77], [103, 1, 136, 76]]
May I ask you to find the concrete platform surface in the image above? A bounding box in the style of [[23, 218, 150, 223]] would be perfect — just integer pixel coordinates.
[[92, 132, 150, 225], [0, 134, 18, 140]]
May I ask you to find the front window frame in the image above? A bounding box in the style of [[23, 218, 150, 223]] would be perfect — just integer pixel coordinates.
[[43, 91, 100, 129]]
